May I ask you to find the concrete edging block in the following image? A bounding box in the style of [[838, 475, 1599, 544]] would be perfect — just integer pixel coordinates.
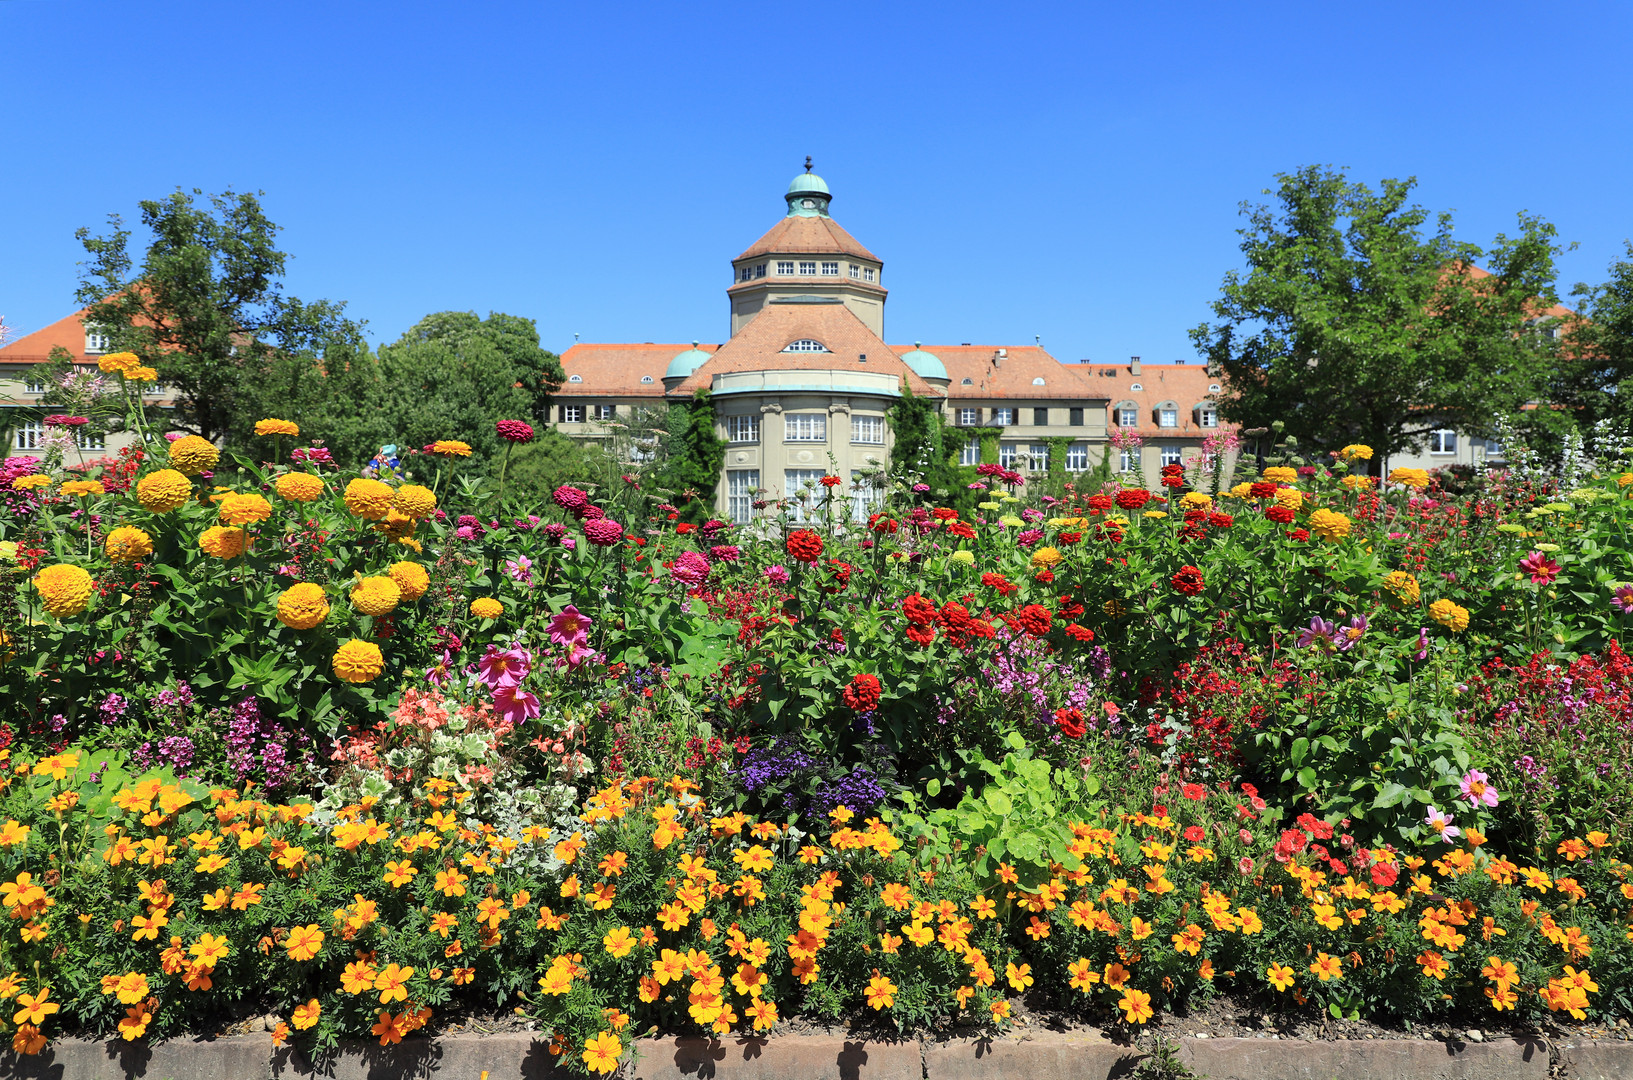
[[1176, 1035, 1552, 1080]]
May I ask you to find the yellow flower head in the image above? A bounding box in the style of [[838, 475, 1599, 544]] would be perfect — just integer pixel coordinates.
[[136, 469, 192, 512], [1030, 547, 1063, 568], [60, 480, 104, 498], [218, 493, 272, 526], [332, 639, 384, 684], [1228, 482, 1254, 498], [343, 478, 396, 521], [1179, 492, 1212, 509], [1428, 598, 1470, 632], [351, 576, 401, 617], [1340, 474, 1375, 490], [394, 485, 437, 519], [998, 515, 1024, 528], [470, 598, 503, 620], [276, 583, 330, 630], [33, 564, 93, 617], [127, 366, 159, 383], [104, 526, 154, 563], [98, 351, 139, 374], [428, 440, 472, 457], [276, 472, 324, 502], [388, 561, 430, 601], [12, 475, 52, 491], [198, 526, 246, 559], [949, 550, 975, 566], [254, 419, 300, 437], [1339, 444, 1374, 461], [1273, 487, 1304, 511], [1389, 467, 1431, 490], [167, 436, 220, 477], [1308, 508, 1352, 542], [1381, 570, 1420, 606], [1262, 466, 1298, 484]]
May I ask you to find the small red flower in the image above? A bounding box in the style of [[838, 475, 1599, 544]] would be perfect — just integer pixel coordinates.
[[1054, 708, 1086, 738], [1170, 565, 1205, 596], [1065, 623, 1094, 642], [785, 529, 824, 563], [1181, 783, 1207, 801], [842, 673, 882, 712], [819, 475, 842, 488], [1015, 604, 1052, 636]]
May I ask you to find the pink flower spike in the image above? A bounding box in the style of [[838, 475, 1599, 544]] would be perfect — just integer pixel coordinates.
[[546, 606, 593, 649]]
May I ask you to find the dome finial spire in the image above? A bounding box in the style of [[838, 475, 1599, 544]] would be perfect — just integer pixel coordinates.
[[804, 155, 813, 173]]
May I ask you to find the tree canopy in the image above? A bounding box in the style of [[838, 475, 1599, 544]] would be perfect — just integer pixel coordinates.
[[1190, 166, 1565, 462], [1559, 242, 1633, 437]]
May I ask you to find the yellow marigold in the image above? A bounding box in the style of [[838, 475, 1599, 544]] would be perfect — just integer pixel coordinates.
[[1339, 444, 1374, 461], [429, 440, 472, 457], [276, 472, 324, 502], [1619, 473, 1633, 488], [12, 475, 52, 491], [218, 493, 272, 526], [351, 576, 401, 617], [127, 366, 159, 383], [1389, 467, 1430, 490], [393, 484, 437, 519], [1340, 474, 1375, 490], [60, 480, 104, 498], [104, 526, 154, 563], [135, 469, 192, 512], [33, 564, 93, 617], [1262, 466, 1298, 484], [254, 419, 300, 437], [1381, 571, 1420, 606], [168, 436, 220, 477], [470, 598, 503, 620], [1273, 488, 1304, 510], [199, 526, 247, 559], [388, 561, 430, 601], [276, 583, 330, 630], [98, 351, 139, 374], [1030, 547, 1064, 568], [1308, 508, 1352, 542], [1179, 492, 1212, 509], [344, 478, 396, 520], [1428, 598, 1470, 632], [332, 639, 384, 683]]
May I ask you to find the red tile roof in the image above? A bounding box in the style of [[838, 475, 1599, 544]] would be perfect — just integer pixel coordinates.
[[902, 345, 1106, 401], [1461, 264, 1575, 320], [1093, 362, 1231, 435], [0, 307, 96, 364], [674, 302, 935, 397], [557, 343, 713, 397], [735, 216, 880, 263]]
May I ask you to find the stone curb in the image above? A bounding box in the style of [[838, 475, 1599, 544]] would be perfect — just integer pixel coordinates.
[[0, 1029, 1627, 1079]]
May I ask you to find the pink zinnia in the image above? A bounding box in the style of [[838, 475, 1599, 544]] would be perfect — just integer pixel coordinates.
[[552, 485, 589, 512], [1518, 550, 1561, 585], [1614, 585, 1633, 614], [670, 550, 711, 585], [547, 606, 593, 648], [583, 518, 623, 546], [43, 414, 88, 428], [476, 645, 531, 689], [495, 419, 535, 444]]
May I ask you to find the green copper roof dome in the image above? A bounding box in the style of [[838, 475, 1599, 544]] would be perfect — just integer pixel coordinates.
[[787, 171, 830, 196], [785, 156, 833, 217], [899, 342, 948, 381], [665, 342, 711, 380]]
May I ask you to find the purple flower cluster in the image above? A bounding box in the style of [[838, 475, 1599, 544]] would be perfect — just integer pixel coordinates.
[[223, 697, 314, 792], [132, 735, 197, 775]]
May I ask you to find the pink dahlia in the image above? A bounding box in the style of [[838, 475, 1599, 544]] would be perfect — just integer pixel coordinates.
[[1518, 550, 1561, 585], [547, 605, 593, 648], [476, 645, 531, 689]]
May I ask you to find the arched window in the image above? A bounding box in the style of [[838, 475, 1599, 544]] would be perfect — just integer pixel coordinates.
[[568, 374, 583, 383], [961, 377, 973, 386], [1130, 382, 1143, 392], [1032, 377, 1045, 386], [781, 339, 830, 353], [1208, 383, 1221, 393], [641, 375, 654, 384]]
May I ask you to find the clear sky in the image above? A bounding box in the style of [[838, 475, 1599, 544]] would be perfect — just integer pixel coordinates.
[[3, 0, 1631, 366]]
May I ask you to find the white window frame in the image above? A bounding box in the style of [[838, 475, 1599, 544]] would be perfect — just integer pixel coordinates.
[[1065, 444, 1089, 471], [850, 415, 885, 445], [14, 421, 44, 451], [1160, 446, 1183, 467], [848, 264, 861, 280], [561, 405, 585, 423], [863, 268, 875, 282], [798, 261, 817, 276], [993, 408, 1014, 426], [727, 470, 759, 524], [1198, 406, 1217, 428], [1430, 429, 1457, 455], [726, 415, 760, 444], [783, 469, 828, 521], [849, 470, 883, 522], [24, 378, 48, 395], [998, 443, 1018, 467], [1159, 408, 1178, 429], [821, 261, 839, 276], [958, 407, 980, 427], [781, 339, 830, 353], [77, 428, 106, 451], [84, 327, 111, 354], [1119, 449, 1136, 473], [777, 261, 795, 276], [960, 439, 980, 466], [1028, 444, 1049, 472], [1117, 406, 1138, 427], [784, 413, 827, 442]]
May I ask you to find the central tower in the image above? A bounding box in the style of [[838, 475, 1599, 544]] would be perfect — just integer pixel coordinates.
[[726, 161, 888, 338]]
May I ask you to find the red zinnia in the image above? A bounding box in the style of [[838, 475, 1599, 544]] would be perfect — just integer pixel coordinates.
[[868, 513, 898, 534], [785, 529, 824, 563], [1015, 604, 1052, 636], [1170, 565, 1205, 596], [842, 673, 883, 712], [819, 475, 842, 488], [947, 522, 976, 539], [1115, 488, 1152, 511], [1207, 512, 1234, 529], [1086, 494, 1113, 512], [1264, 504, 1296, 525], [1054, 708, 1086, 738], [931, 507, 960, 521], [981, 573, 1018, 596], [905, 624, 936, 646], [1249, 481, 1277, 499], [1065, 623, 1094, 642], [902, 593, 938, 625]]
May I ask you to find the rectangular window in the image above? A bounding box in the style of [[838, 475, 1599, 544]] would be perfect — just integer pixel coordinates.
[[1160, 446, 1183, 467], [1198, 406, 1217, 428], [1159, 408, 1178, 428], [1069, 407, 1084, 427], [14, 421, 44, 451], [1066, 444, 1089, 471], [1119, 450, 1136, 473], [784, 413, 827, 442], [592, 404, 616, 421], [727, 470, 759, 524], [24, 378, 48, 395], [726, 415, 760, 444], [1028, 444, 1049, 472], [958, 407, 980, 426], [84, 328, 110, 353], [999, 443, 1018, 467], [849, 470, 883, 522], [821, 261, 839, 276], [851, 415, 884, 444], [848, 265, 861, 279], [561, 405, 585, 423], [77, 428, 106, 451], [993, 408, 1014, 426], [960, 439, 980, 466], [1117, 406, 1138, 427], [798, 261, 817, 276], [738, 267, 753, 282], [1484, 438, 1504, 457], [863, 268, 875, 282], [1033, 408, 1049, 427], [755, 264, 766, 279], [1430, 429, 1457, 454], [777, 261, 795, 275], [783, 468, 828, 522]]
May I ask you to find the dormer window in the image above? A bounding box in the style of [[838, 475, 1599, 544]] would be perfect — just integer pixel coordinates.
[[84, 326, 110, 354], [1130, 383, 1143, 392], [961, 377, 973, 386], [1032, 377, 1045, 386], [1158, 402, 1179, 428], [782, 339, 829, 353], [641, 375, 654, 384], [569, 375, 583, 383], [1208, 383, 1221, 393], [1115, 403, 1139, 427], [777, 261, 795, 275], [1198, 405, 1218, 428]]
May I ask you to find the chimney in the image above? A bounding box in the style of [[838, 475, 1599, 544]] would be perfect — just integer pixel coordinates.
[[1130, 356, 1142, 376], [994, 348, 1006, 368]]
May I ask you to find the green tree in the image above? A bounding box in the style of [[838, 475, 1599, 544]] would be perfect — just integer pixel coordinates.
[[1190, 166, 1565, 462], [75, 188, 363, 445], [653, 390, 727, 523], [1560, 242, 1633, 434]]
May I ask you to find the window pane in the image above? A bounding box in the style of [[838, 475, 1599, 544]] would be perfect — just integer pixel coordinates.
[[783, 469, 828, 522], [851, 415, 884, 444], [785, 413, 827, 442], [727, 470, 759, 523], [1028, 444, 1049, 471], [1069, 408, 1084, 427], [999, 444, 1017, 467], [727, 415, 760, 443], [849, 470, 882, 522], [1159, 409, 1178, 428], [1066, 444, 1088, 471], [1161, 447, 1183, 466], [1033, 408, 1049, 426], [960, 439, 979, 466]]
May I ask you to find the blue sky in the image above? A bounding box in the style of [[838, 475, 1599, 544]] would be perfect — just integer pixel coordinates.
[[4, 0, 1630, 366]]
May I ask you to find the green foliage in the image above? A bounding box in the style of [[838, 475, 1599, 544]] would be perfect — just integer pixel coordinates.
[[652, 390, 726, 523], [1561, 241, 1633, 435], [1192, 166, 1565, 460]]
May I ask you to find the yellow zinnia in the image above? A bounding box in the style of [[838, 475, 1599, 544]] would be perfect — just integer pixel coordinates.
[[1308, 508, 1352, 542], [167, 435, 220, 477], [470, 598, 503, 619], [276, 472, 324, 502], [276, 583, 330, 630], [1262, 466, 1298, 484], [105, 526, 154, 563], [1273, 488, 1304, 510], [13, 475, 51, 491], [428, 440, 472, 457], [127, 366, 159, 383], [218, 493, 272, 526], [1340, 474, 1375, 490], [388, 561, 430, 601], [343, 478, 395, 520], [254, 419, 300, 437], [135, 469, 192, 512], [1428, 598, 1470, 632], [1381, 570, 1420, 606], [1030, 546, 1063, 568], [33, 564, 94, 617], [98, 351, 139, 374], [198, 526, 246, 559], [1339, 444, 1374, 461], [393, 484, 437, 519], [1179, 492, 1212, 509], [332, 639, 384, 683], [1389, 467, 1430, 490], [350, 576, 401, 617], [60, 480, 103, 497]]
